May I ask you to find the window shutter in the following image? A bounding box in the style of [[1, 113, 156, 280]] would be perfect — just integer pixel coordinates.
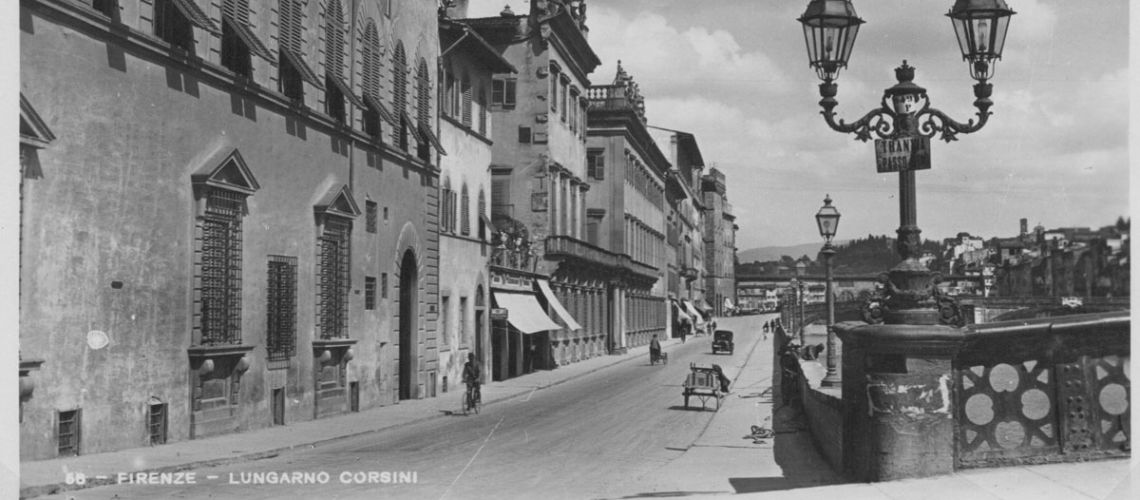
[[362, 21, 380, 99], [278, 0, 301, 54], [416, 59, 430, 125], [491, 178, 510, 216], [491, 79, 504, 105], [391, 43, 407, 143], [461, 185, 470, 235], [478, 88, 488, 134], [504, 79, 516, 106], [461, 78, 472, 126], [325, 0, 344, 78]]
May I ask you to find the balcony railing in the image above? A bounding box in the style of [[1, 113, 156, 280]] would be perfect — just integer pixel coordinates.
[[490, 245, 534, 272], [545, 235, 658, 280], [586, 85, 645, 121]]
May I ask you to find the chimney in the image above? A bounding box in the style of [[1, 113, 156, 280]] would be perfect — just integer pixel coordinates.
[[1020, 218, 1027, 236]]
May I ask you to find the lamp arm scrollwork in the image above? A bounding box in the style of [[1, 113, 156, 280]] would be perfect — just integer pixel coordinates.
[[817, 82, 897, 142], [915, 107, 991, 143]]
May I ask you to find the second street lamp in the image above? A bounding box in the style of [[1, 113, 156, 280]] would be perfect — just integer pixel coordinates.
[[796, 0, 1014, 326], [816, 195, 841, 387]]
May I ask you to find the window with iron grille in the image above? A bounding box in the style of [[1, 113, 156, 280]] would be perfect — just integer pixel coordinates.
[[58, 409, 80, 457], [317, 218, 351, 339], [149, 403, 168, 445], [267, 255, 297, 360], [365, 276, 376, 310], [365, 201, 378, 233], [153, 0, 194, 51], [381, 272, 388, 299], [441, 295, 450, 346], [199, 189, 243, 346], [518, 126, 531, 144], [459, 297, 468, 346]]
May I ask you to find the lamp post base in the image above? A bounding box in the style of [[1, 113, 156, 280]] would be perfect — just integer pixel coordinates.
[[862, 258, 965, 327]]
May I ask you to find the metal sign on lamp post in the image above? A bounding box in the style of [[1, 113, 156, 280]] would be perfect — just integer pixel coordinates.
[[796, 0, 1015, 326]]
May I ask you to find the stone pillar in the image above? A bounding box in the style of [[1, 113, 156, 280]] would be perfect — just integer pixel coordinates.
[[835, 321, 965, 481]]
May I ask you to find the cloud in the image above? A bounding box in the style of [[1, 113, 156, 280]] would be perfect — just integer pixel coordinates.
[[583, 6, 792, 98]]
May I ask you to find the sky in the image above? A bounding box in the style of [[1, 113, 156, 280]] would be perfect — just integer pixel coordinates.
[[467, 0, 1131, 251]]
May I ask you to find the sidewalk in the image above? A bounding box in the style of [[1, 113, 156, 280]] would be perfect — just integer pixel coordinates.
[[629, 318, 1136, 500], [19, 337, 681, 499]]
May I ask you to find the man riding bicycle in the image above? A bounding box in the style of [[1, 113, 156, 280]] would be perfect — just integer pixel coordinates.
[[462, 353, 481, 412]]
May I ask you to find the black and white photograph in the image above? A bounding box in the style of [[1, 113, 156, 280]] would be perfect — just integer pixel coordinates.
[[8, 0, 1134, 498]]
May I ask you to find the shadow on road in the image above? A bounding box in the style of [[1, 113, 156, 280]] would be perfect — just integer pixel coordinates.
[[665, 405, 718, 412], [727, 331, 850, 494], [611, 491, 729, 498]]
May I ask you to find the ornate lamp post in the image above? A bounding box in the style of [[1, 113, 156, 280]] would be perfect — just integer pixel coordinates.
[[797, 0, 1014, 325], [815, 195, 841, 386]]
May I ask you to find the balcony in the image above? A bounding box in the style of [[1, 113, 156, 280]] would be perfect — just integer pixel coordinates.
[[587, 84, 645, 121], [545, 235, 658, 281]]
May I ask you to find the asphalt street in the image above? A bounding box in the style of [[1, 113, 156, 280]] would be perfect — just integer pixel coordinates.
[[43, 315, 773, 500]]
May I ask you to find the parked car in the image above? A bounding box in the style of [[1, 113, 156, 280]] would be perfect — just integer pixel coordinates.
[[711, 330, 734, 355]]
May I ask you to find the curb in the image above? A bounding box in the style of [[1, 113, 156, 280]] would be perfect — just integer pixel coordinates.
[[20, 340, 673, 499]]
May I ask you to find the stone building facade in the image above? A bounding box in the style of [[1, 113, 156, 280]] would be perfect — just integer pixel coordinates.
[[585, 62, 668, 351], [434, 15, 515, 393], [465, 0, 603, 371], [649, 126, 708, 335], [701, 167, 737, 316], [19, 0, 444, 460]]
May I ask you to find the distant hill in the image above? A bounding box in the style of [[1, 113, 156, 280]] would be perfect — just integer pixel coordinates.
[[737, 241, 849, 264]]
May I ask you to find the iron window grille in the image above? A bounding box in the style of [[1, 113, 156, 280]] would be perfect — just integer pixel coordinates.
[[149, 402, 168, 445], [365, 276, 377, 310], [267, 255, 298, 360], [381, 272, 388, 299], [366, 201, 378, 233], [199, 189, 244, 346], [58, 409, 81, 457], [317, 218, 351, 339]]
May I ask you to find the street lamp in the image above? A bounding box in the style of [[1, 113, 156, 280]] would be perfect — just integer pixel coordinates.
[[815, 195, 841, 387], [796, 0, 1014, 326]]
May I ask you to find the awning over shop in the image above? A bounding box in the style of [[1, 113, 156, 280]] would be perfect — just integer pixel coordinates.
[[724, 298, 734, 310], [683, 300, 705, 325], [536, 279, 582, 331], [698, 299, 712, 312], [492, 292, 562, 334]]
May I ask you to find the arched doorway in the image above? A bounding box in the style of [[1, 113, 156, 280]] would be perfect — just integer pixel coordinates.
[[398, 250, 418, 400]]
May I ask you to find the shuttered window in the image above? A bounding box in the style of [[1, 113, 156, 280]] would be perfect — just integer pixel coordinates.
[[361, 20, 384, 138], [324, 0, 348, 122], [391, 43, 407, 146], [461, 76, 472, 126], [478, 87, 488, 134], [491, 177, 510, 216], [460, 184, 471, 235], [416, 59, 431, 126]]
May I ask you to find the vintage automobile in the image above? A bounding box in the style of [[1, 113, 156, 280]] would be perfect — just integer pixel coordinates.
[[711, 329, 734, 354]]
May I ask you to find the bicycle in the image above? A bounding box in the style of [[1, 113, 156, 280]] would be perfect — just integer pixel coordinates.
[[464, 383, 481, 415]]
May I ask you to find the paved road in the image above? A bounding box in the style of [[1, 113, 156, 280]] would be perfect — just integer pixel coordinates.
[[46, 315, 773, 500]]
